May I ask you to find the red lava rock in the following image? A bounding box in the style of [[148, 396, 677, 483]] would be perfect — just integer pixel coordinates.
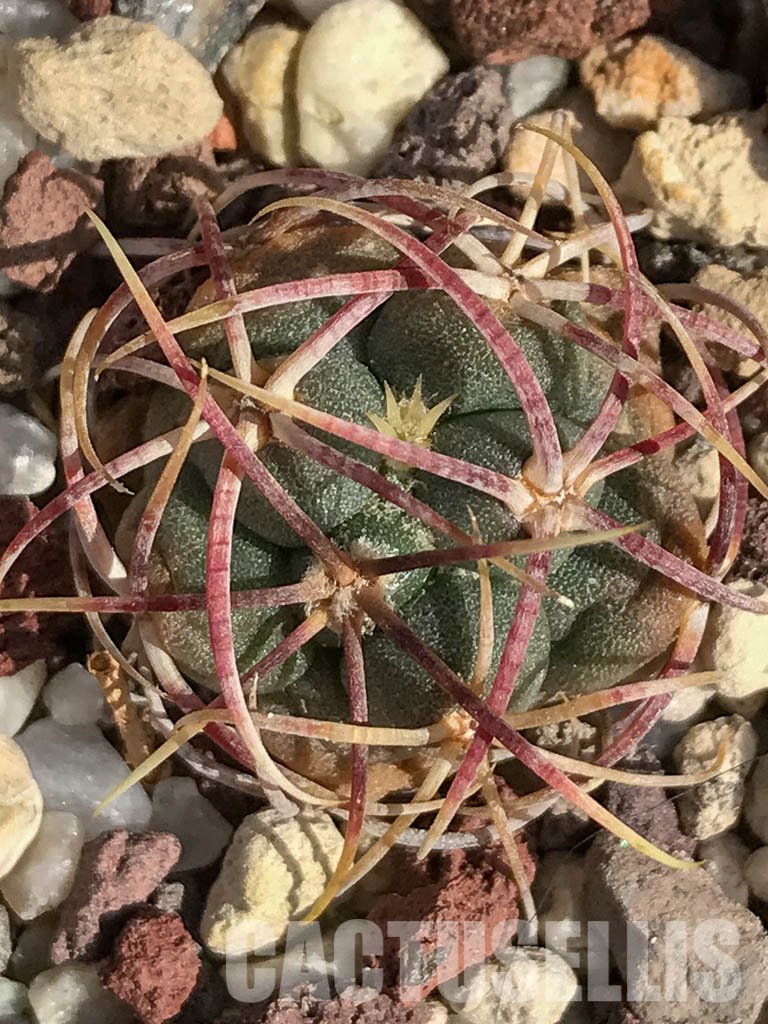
[[64, 0, 112, 17], [449, 0, 681, 63], [0, 151, 103, 292], [103, 140, 223, 235], [51, 829, 181, 964], [375, 66, 512, 186], [366, 840, 536, 1002], [0, 497, 78, 677], [258, 989, 434, 1023], [101, 912, 200, 1024], [731, 495, 768, 585]]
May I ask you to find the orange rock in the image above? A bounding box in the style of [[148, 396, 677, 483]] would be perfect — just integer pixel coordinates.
[[209, 113, 238, 152]]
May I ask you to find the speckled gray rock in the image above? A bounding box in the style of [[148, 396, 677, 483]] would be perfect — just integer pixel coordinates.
[[0, 300, 45, 394], [745, 755, 768, 844], [113, 0, 265, 70], [0, 903, 10, 975], [586, 834, 768, 1024], [375, 66, 512, 186], [698, 833, 751, 906], [673, 715, 758, 839], [13, 16, 223, 160]]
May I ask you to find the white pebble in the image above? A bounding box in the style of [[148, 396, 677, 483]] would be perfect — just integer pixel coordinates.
[[221, 22, 304, 166], [699, 578, 768, 703], [296, 0, 448, 174], [44, 664, 105, 726], [0, 403, 56, 496], [0, 660, 46, 737], [643, 681, 716, 759], [533, 851, 589, 956], [0, 0, 77, 38], [16, 719, 151, 839], [149, 776, 233, 873], [498, 55, 570, 121], [745, 846, 768, 903], [28, 963, 134, 1024], [0, 733, 43, 880], [0, 977, 31, 1021], [0, 39, 42, 192], [698, 832, 750, 905], [445, 946, 579, 1023], [1, 810, 83, 919]]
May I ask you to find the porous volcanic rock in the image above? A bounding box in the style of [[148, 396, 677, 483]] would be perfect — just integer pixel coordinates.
[[51, 828, 181, 964], [101, 911, 200, 1024], [374, 66, 512, 186], [367, 840, 535, 1001], [449, 0, 680, 63], [0, 151, 102, 292]]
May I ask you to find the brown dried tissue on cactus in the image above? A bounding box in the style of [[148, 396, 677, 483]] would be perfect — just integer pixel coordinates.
[[2, 126, 767, 927]]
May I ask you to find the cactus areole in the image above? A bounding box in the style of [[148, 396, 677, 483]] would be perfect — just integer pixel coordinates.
[[3, 161, 767, 892]]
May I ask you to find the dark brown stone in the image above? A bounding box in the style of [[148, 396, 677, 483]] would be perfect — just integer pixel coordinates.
[[103, 140, 222, 235]]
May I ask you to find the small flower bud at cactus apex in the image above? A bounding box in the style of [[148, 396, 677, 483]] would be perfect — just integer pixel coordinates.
[[3, 142, 768, 913]]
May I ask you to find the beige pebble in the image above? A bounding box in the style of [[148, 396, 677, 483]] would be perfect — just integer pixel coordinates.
[[503, 86, 634, 191], [616, 110, 768, 245], [13, 16, 223, 160]]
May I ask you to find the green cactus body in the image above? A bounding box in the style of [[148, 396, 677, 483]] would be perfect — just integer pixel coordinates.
[[126, 225, 705, 785]]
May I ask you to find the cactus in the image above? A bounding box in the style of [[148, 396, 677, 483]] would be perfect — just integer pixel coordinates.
[[3, 137, 768, 920]]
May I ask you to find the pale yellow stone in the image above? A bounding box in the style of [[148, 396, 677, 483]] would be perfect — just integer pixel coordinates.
[[222, 22, 304, 166], [0, 734, 43, 881], [616, 110, 768, 245], [201, 808, 343, 957], [581, 34, 749, 131]]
